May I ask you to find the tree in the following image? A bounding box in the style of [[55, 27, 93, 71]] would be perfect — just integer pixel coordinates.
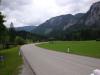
[[15, 36, 26, 45], [9, 22, 16, 44], [0, 12, 8, 49]]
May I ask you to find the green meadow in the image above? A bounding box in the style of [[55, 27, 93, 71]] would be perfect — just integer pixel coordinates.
[[37, 41, 100, 58], [0, 47, 22, 75]]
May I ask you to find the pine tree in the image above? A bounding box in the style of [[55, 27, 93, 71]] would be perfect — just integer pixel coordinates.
[[0, 12, 8, 49], [9, 22, 16, 44]]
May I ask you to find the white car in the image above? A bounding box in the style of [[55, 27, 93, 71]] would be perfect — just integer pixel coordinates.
[[91, 69, 100, 75]]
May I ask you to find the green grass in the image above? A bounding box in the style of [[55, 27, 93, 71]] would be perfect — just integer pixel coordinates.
[[37, 41, 100, 58], [0, 47, 22, 75]]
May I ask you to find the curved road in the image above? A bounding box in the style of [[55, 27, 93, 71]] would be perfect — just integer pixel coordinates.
[[20, 44, 100, 75]]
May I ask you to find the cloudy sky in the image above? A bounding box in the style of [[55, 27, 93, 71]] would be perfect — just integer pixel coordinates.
[[0, 0, 100, 27]]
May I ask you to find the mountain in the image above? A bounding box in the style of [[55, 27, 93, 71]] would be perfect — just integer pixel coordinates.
[[33, 1, 100, 40], [67, 1, 100, 31], [65, 1, 100, 40], [83, 1, 100, 26], [33, 13, 84, 36], [15, 26, 37, 32]]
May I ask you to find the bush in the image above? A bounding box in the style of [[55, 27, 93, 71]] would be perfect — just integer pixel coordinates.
[[15, 37, 26, 45], [96, 38, 100, 41]]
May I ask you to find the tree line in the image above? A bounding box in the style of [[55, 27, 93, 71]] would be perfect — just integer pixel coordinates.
[[0, 12, 23, 49], [48, 26, 100, 41], [0, 12, 47, 50]]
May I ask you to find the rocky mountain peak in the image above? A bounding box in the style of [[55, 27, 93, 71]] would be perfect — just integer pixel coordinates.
[[85, 1, 100, 25], [90, 1, 100, 16]]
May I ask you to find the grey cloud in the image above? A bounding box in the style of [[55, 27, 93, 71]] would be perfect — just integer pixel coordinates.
[[1, 0, 32, 10], [1, 0, 100, 27], [55, 0, 100, 14], [55, 0, 83, 6]]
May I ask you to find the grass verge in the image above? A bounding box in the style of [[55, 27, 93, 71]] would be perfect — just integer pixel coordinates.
[[0, 47, 22, 75], [37, 41, 100, 58]]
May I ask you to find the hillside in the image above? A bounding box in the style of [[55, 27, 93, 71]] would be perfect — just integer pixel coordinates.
[[33, 1, 100, 40], [33, 13, 84, 36], [66, 1, 100, 40], [15, 26, 36, 32]]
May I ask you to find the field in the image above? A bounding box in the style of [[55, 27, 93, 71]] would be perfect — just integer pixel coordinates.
[[0, 47, 22, 75], [37, 41, 100, 58]]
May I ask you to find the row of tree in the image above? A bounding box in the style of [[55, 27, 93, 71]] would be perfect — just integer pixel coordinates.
[[0, 12, 27, 50], [48, 27, 100, 41], [0, 12, 48, 50]]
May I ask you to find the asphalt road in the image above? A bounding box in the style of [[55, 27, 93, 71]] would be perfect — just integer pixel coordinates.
[[20, 44, 100, 75]]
